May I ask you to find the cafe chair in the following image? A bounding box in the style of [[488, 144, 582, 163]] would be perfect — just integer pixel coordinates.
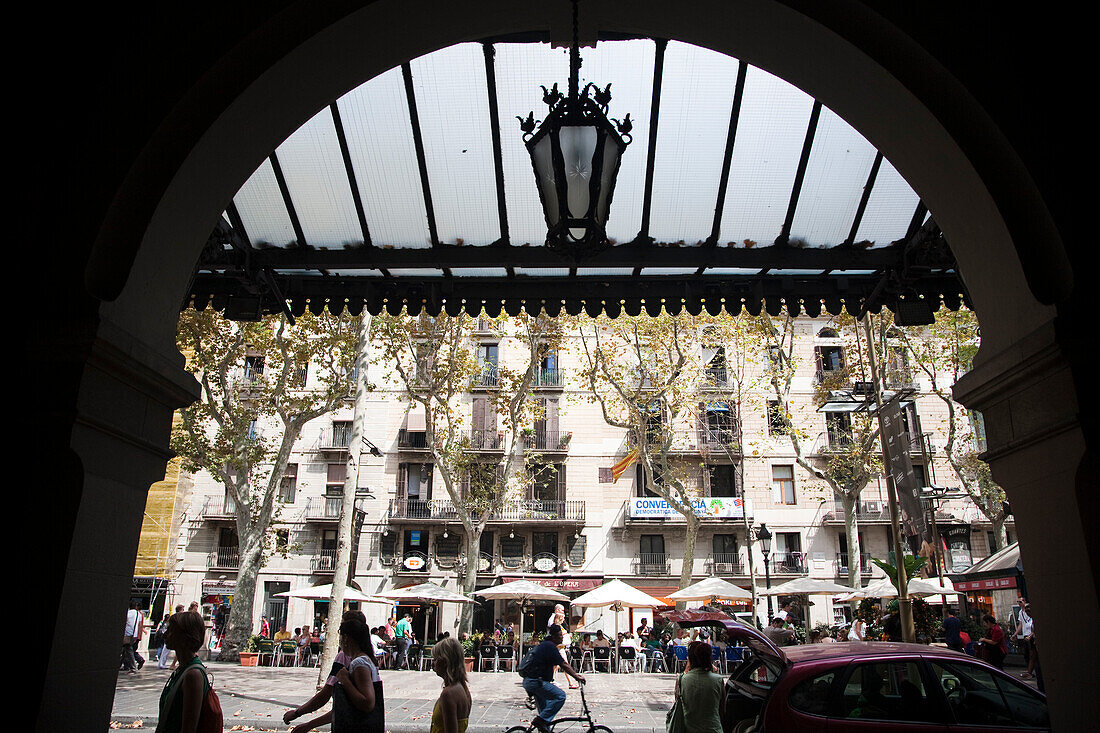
[[479, 644, 498, 672], [593, 646, 612, 673]]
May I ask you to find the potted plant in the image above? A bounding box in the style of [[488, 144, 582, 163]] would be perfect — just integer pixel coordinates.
[[239, 634, 263, 667], [461, 633, 479, 673]]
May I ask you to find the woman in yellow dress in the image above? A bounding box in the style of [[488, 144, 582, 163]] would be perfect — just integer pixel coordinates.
[[430, 637, 471, 733]]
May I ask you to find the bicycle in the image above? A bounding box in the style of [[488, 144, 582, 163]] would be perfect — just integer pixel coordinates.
[[506, 682, 614, 733]]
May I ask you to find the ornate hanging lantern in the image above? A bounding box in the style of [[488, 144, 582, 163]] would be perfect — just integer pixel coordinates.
[[519, 0, 633, 258]]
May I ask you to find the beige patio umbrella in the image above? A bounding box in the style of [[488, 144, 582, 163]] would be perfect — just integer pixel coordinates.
[[475, 579, 571, 652], [571, 579, 665, 663], [274, 582, 391, 603], [759, 577, 857, 596], [668, 577, 753, 604], [837, 576, 962, 602], [375, 582, 476, 643]]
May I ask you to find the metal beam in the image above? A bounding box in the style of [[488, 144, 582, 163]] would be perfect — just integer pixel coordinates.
[[402, 62, 441, 250], [223, 239, 929, 272], [225, 201, 252, 248], [637, 38, 667, 242], [483, 42, 510, 244], [776, 100, 822, 246], [329, 101, 372, 248], [268, 151, 308, 248], [708, 59, 748, 247], [844, 151, 883, 246]]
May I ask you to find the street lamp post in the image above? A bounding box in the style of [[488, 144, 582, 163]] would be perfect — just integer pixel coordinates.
[[758, 523, 773, 621]]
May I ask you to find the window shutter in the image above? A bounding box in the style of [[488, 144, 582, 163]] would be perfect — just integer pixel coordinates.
[[598, 467, 613, 483], [556, 463, 566, 501], [473, 397, 486, 432], [396, 464, 407, 499], [547, 399, 559, 434], [327, 463, 347, 485], [771, 465, 782, 504]]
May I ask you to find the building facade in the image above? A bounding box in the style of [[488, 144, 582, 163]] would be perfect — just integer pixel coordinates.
[[160, 316, 1013, 638]]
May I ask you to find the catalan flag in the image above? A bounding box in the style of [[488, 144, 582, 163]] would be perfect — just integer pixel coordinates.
[[611, 448, 639, 482]]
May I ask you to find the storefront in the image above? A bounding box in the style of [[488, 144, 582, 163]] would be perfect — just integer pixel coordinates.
[[201, 580, 236, 622], [950, 542, 1025, 627]]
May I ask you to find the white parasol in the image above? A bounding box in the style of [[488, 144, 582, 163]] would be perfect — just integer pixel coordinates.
[[571, 579, 665, 661], [668, 577, 753, 604], [274, 583, 391, 603], [475, 579, 572, 652], [759, 577, 858, 596], [374, 581, 476, 604]]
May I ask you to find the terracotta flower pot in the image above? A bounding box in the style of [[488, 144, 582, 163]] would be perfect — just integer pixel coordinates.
[[239, 651, 260, 667], [464, 657, 474, 673]]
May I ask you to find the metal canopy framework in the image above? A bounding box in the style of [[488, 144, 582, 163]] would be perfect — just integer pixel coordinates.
[[191, 37, 966, 321]]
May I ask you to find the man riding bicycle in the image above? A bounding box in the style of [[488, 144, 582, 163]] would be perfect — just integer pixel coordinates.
[[521, 623, 586, 732]]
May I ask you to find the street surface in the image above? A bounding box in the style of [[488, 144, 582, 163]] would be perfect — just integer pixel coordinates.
[[111, 665, 676, 732]]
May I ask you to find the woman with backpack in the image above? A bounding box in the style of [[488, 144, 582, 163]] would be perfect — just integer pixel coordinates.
[[156, 611, 222, 733]]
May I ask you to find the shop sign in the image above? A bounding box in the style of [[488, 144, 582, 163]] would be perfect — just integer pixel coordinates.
[[501, 576, 603, 592], [628, 496, 752, 519], [202, 580, 236, 595], [404, 555, 426, 571], [533, 557, 557, 572], [955, 577, 1017, 592]]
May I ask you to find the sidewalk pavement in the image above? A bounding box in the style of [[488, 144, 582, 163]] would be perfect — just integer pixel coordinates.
[[110, 665, 676, 732]]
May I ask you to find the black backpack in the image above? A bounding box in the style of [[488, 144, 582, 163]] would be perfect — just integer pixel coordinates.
[[516, 647, 538, 678]]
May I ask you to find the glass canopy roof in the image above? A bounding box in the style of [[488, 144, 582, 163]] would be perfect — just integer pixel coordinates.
[[193, 37, 963, 321]]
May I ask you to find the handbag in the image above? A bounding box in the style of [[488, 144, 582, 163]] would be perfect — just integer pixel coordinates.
[[666, 674, 687, 733]]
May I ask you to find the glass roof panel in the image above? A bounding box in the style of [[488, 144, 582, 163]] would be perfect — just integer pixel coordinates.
[[640, 267, 699, 275], [388, 268, 445, 277], [853, 157, 920, 247], [273, 108, 364, 248], [516, 268, 570, 276], [326, 269, 384, 276], [451, 268, 509, 277], [718, 65, 815, 247], [789, 106, 878, 246], [577, 267, 635, 276], [705, 268, 761, 275], [233, 158, 296, 247], [336, 67, 432, 248], [577, 39, 656, 244], [648, 41, 740, 244], [494, 42, 571, 246], [410, 43, 499, 246]]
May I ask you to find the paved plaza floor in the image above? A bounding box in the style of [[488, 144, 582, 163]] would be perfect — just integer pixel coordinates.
[[110, 665, 676, 732]]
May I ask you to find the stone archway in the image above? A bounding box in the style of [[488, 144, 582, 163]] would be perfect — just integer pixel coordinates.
[[39, 1, 1093, 729]]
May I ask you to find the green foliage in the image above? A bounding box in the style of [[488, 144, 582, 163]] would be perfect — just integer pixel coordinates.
[[911, 599, 937, 641], [871, 555, 928, 597], [245, 634, 264, 652]]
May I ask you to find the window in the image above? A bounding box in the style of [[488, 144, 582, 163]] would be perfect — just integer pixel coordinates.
[[767, 400, 790, 435], [772, 465, 795, 504], [274, 528, 290, 553], [790, 669, 838, 717], [247, 419, 260, 441], [635, 463, 662, 498], [598, 467, 613, 483], [638, 535, 666, 573], [326, 463, 346, 496], [528, 463, 565, 502], [826, 412, 852, 449], [816, 345, 845, 372], [400, 463, 433, 503], [244, 354, 264, 380], [331, 420, 353, 448], [712, 534, 738, 570], [701, 401, 736, 445], [476, 343, 499, 386], [708, 464, 738, 497], [294, 363, 308, 387], [280, 463, 297, 503], [840, 661, 937, 722], [931, 661, 1047, 727]]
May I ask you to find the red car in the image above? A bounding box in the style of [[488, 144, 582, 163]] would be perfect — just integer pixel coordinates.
[[667, 610, 1049, 733]]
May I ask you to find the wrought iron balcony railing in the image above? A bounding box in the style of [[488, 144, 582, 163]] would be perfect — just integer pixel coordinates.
[[397, 428, 429, 450], [312, 549, 338, 573], [469, 429, 503, 451], [207, 546, 240, 570], [533, 367, 564, 388], [202, 496, 237, 517], [473, 366, 499, 388], [387, 498, 585, 523], [705, 553, 745, 575], [632, 553, 671, 576], [305, 496, 344, 520], [522, 429, 572, 452], [769, 552, 808, 574], [835, 552, 874, 576], [823, 500, 889, 523]]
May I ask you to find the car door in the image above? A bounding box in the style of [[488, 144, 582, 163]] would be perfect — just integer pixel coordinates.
[[925, 659, 1049, 732], [826, 658, 952, 732]]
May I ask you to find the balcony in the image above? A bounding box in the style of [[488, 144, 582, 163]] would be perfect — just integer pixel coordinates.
[[305, 496, 344, 521], [397, 429, 429, 451], [822, 500, 890, 524], [698, 426, 740, 454], [632, 553, 672, 576], [768, 552, 808, 574], [469, 429, 504, 451], [202, 496, 237, 519], [312, 548, 337, 574], [207, 546, 240, 570], [702, 366, 729, 388], [522, 429, 572, 453], [835, 552, 874, 577], [387, 498, 585, 523], [705, 553, 745, 575], [472, 366, 499, 389], [883, 367, 917, 390], [533, 367, 564, 389]]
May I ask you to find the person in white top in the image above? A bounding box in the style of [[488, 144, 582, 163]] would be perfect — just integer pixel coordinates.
[[548, 604, 575, 689], [848, 619, 866, 641], [1014, 597, 1034, 678], [122, 601, 145, 674], [371, 627, 389, 668]]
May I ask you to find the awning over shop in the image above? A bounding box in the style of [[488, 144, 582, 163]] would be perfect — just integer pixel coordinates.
[[500, 576, 603, 592], [950, 542, 1023, 593]]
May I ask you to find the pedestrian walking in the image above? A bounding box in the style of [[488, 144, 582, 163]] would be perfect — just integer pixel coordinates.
[[155, 614, 172, 669], [394, 613, 414, 670], [284, 611, 372, 732], [942, 608, 963, 653], [122, 601, 145, 674], [156, 611, 223, 733], [978, 614, 1007, 669], [430, 637, 471, 733], [1013, 598, 1034, 677], [329, 618, 384, 733], [168, 605, 185, 670], [671, 642, 725, 733]]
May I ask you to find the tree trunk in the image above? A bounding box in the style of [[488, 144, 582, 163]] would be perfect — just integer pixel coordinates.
[[222, 529, 266, 660], [680, 513, 701, 592], [318, 312, 372, 681], [840, 494, 863, 590], [991, 516, 1008, 552], [459, 525, 483, 633]]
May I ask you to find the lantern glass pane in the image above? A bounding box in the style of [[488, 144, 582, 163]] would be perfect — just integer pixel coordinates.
[[559, 125, 597, 219], [597, 132, 624, 227], [531, 134, 558, 227]]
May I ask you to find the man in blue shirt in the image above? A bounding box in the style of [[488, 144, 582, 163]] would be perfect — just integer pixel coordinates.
[[521, 624, 585, 732], [943, 608, 963, 652]]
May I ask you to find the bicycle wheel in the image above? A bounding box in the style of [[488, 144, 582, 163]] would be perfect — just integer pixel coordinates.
[[506, 725, 531, 733], [590, 725, 614, 733]]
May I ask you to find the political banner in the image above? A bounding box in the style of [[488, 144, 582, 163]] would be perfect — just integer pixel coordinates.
[[628, 496, 752, 519]]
